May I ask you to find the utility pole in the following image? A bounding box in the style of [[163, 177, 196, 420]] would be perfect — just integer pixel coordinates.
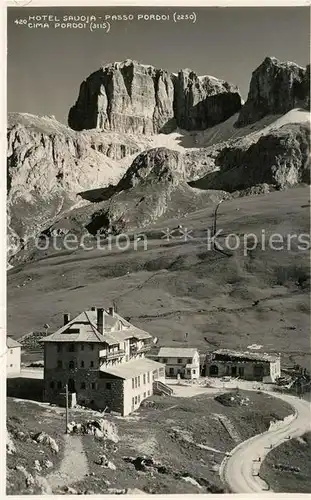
[[60, 384, 69, 433], [212, 200, 223, 237], [65, 384, 69, 432]]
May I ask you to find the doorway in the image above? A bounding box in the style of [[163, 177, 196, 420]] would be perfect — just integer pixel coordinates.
[[253, 364, 264, 380], [68, 378, 76, 393], [209, 365, 219, 376]]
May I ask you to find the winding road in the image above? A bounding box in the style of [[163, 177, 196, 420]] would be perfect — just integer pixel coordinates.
[[220, 392, 311, 493]]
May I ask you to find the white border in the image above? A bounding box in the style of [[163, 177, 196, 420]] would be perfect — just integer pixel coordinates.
[[4, 1, 311, 6]]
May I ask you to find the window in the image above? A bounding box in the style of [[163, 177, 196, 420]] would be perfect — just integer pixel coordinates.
[[90, 361, 94, 368], [89, 344, 94, 351], [57, 381, 62, 389], [69, 360, 75, 369], [169, 368, 174, 376], [147, 372, 150, 383], [91, 382, 96, 390], [192, 369, 196, 374], [68, 344, 75, 352], [10, 364, 13, 367], [50, 381, 54, 389], [81, 382, 86, 389], [10, 349, 13, 355], [135, 396, 137, 404], [143, 392, 146, 399], [238, 366, 245, 377], [81, 344, 84, 351], [81, 360, 84, 368], [138, 394, 140, 403], [147, 390, 150, 396], [138, 376, 140, 387], [132, 397, 134, 409], [177, 358, 182, 364], [57, 344, 62, 353], [135, 377, 137, 388], [106, 382, 111, 390], [143, 373, 146, 384], [57, 360, 62, 368], [187, 358, 192, 364], [132, 378, 135, 389], [162, 358, 168, 363]]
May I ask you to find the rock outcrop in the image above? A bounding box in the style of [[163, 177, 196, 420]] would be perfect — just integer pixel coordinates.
[[237, 57, 309, 126], [6, 430, 16, 455], [117, 147, 186, 191], [68, 59, 242, 134], [35, 147, 228, 246], [192, 122, 310, 192]]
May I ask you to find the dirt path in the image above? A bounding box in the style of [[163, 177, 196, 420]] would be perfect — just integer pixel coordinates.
[[46, 434, 89, 491]]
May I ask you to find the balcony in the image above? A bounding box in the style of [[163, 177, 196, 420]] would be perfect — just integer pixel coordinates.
[[99, 349, 126, 359], [130, 343, 152, 355]]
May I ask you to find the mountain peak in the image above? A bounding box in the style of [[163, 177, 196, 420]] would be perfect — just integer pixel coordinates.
[[236, 57, 309, 126], [68, 61, 242, 134]]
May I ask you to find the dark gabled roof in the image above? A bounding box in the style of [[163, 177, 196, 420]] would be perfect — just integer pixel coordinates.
[[212, 348, 280, 363], [41, 308, 152, 345]]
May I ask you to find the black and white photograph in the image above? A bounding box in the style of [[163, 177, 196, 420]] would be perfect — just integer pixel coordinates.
[[5, 2, 311, 496]]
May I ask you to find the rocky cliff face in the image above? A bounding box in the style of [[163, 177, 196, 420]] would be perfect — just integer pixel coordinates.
[[68, 59, 242, 134], [8, 57, 310, 264], [7, 113, 140, 256], [192, 122, 310, 192], [173, 69, 241, 130], [237, 57, 310, 126]]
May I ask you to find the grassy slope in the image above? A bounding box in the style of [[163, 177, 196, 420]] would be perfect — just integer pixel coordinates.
[[7, 390, 293, 494], [260, 432, 311, 493], [7, 186, 310, 368]]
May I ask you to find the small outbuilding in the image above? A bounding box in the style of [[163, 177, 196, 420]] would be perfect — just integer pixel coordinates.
[[7, 337, 22, 375], [205, 349, 281, 383], [147, 347, 200, 379]]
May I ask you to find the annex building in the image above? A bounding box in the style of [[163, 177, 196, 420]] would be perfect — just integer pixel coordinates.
[[41, 306, 166, 416], [205, 349, 281, 383], [6, 337, 22, 375], [148, 347, 200, 379]]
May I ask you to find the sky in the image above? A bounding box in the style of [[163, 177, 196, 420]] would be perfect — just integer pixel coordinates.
[[7, 6, 310, 125]]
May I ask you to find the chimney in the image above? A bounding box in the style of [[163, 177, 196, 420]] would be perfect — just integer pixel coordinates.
[[108, 306, 114, 317], [63, 313, 70, 325], [97, 307, 104, 334], [91, 306, 96, 311]]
